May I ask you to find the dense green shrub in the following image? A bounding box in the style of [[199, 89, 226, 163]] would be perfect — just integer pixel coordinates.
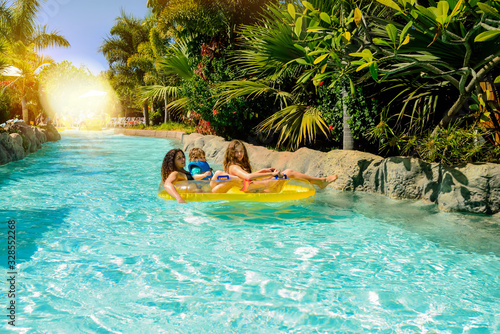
[[317, 84, 379, 149], [149, 108, 164, 125], [402, 126, 500, 166], [179, 53, 273, 140], [0, 93, 12, 124]]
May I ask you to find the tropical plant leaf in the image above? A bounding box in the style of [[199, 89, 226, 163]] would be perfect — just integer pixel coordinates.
[[386, 24, 398, 44], [349, 49, 373, 61], [256, 104, 329, 149], [288, 3, 296, 19], [354, 8, 362, 27], [343, 31, 352, 42], [308, 49, 329, 56], [376, 0, 402, 12], [214, 80, 292, 108], [295, 58, 310, 65], [306, 27, 328, 32], [302, 1, 315, 12], [474, 30, 500, 42], [449, 0, 463, 19], [320, 12, 331, 24], [294, 16, 303, 37], [476, 2, 500, 18], [166, 97, 189, 114], [400, 21, 413, 44], [370, 62, 379, 80], [437, 1, 449, 16], [373, 37, 392, 47], [415, 5, 437, 19], [293, 43, 306, 53], [401, 34, 410, 45], [320, 63, 327, 73], [313, 53, 329, 64], [356, 61, 374, 72], [140, 85, 179, 101]]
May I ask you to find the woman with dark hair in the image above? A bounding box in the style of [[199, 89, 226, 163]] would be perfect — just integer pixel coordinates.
[[224, 140, 338, 188], [161, 149, 195, 203]]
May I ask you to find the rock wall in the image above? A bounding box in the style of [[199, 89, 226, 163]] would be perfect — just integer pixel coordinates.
[[0, 121, 61, 165], [182, 133, 500, 215]]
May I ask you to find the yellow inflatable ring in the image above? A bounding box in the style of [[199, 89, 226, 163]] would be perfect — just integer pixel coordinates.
[[158, 179, 315, 202]]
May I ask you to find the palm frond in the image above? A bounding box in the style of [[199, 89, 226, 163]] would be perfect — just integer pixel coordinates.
[[31, 25, 70, 50], [214, 80, 292, 108], [140, 84, 179, 101], [11, 0, 40, 43], [0, 2, 13, 40], [256, 104, 329, 149], [166, 96, 188, 114], [156, 42, 193, 80]]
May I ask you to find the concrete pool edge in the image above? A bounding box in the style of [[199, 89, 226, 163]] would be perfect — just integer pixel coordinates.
[[115, 128, 500, 216]]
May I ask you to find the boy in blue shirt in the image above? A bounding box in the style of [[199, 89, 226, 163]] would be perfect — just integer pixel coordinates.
[[188, 148, 213, 180]]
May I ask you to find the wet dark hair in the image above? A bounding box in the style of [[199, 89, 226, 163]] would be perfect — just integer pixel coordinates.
[[223, 140, 252, 173], [161, 149, 190, 182]]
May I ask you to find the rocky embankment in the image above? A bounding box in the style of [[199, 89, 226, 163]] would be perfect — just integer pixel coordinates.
[[0, 121, 61, 165], [182, 133, 500, 216]]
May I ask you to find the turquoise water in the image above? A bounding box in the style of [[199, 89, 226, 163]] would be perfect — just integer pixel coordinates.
[[1, 131, 499, 333]]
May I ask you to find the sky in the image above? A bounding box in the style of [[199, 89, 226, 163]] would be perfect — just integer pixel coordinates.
[[37, 0, 150, 74]]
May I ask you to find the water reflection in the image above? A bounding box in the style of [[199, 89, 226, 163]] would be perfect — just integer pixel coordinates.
[[315, 190, 500, 256]]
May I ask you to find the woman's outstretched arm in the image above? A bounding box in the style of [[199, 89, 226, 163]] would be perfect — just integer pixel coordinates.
[[164, 172, 186, 203]]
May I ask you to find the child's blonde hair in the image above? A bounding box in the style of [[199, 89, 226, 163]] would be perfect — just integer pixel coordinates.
[[189, 148, 206, 161]]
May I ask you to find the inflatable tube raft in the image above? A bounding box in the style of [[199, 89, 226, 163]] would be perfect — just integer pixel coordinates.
[[158, 178, 315, 202]]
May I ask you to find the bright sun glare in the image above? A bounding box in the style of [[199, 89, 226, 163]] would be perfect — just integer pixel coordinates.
[[39, 72, 121, 130]]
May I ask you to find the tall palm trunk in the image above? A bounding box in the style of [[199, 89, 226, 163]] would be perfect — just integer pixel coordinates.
[[342, 84, 353, 150], [164, 95, 169, 123], [21, 95, 29, 124], [142, 100, 149, 126]]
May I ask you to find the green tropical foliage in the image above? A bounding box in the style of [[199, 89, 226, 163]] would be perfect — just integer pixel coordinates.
[[99, 11, 151, 124], [7, 42, 54, 122], [180, 54, 274, 138], [214, 1, 383, 149], [146, 0, 278, 49], [214, 3, 329, 149], [350, 0, 500, 151], [0, 0, 69, 122], [103, 0, 500, 165]]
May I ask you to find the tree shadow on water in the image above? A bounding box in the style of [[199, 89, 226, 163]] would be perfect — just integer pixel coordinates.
[[0, 208, 71, 268]]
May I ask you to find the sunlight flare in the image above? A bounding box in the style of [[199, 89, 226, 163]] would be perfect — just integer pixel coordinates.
[[39, 71, 120, 130]]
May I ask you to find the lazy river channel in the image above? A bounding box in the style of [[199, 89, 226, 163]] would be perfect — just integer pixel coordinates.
[[1, 131, 499, 333]]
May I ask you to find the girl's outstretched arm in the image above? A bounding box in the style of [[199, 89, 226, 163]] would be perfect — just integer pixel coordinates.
[[256, 168, 276, 173], [164, 172, 186, 203], [228, 165, 279, 180]]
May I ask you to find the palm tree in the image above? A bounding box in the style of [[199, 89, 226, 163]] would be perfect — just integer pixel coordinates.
[[147, 0, 277, 51], [0, 0, 70, 123], [8, 42, 54, 122], [214, 2, 345, 149], [99, 11, 151, 125], [139, 39, 194, 122]]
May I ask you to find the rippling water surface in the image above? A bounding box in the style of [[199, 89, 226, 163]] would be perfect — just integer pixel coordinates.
[[1, 131, 499, 333]]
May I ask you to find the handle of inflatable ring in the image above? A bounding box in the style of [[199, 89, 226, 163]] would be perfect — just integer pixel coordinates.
[[274, 173, 287, 180], [217, 175, 229, 181]]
